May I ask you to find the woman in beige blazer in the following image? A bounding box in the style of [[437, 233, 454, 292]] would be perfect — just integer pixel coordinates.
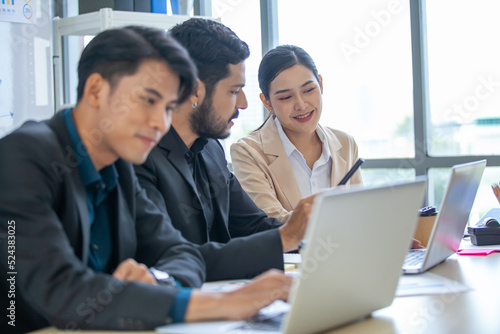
[[231, 45, 362, 223]]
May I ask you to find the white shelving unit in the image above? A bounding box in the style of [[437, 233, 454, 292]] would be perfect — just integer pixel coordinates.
[[53, 8, 213, 111]]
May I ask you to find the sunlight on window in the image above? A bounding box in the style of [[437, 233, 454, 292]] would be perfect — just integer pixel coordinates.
[[278, 0, 414, 160], [427, 0, 500, 156], [213, 0, 264, 162], [429, 167, 500, 225]]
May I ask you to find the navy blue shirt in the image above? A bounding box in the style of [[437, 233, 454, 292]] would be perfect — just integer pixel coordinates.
[[63, 108, 117, 272], [63, 109, 191, 322]]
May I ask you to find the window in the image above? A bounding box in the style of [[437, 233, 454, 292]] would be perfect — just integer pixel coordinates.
[[361, 168, 415, 187], [253, 0, 500, 222], [278, 0, 414, 159], [213, 0, 265, 161], [426, 0, 500, 156], [429, 167, 500, 224], [424, 0, 500, 223]]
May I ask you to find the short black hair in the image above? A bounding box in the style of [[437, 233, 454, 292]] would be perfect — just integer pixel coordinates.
[[169, 18, 249, 96], [259, 45, 320, 100], [76, 25, 197, 104]]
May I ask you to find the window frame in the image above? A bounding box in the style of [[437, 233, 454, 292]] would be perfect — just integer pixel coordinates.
[[259, 0, 500, 201]]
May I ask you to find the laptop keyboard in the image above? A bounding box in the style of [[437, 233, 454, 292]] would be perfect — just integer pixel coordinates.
[[238, 312, 285, 331], [404, 249, 426, 267]]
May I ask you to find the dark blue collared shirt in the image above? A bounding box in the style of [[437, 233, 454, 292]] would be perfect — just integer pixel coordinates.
[[63, 109, 191, 322], [63, 108, 117, 272]]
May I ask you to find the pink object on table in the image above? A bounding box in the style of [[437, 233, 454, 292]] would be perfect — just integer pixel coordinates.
[[457, 249, 496, 255]]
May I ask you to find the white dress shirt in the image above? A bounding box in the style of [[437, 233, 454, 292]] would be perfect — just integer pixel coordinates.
[[274, 117, 332, 198]]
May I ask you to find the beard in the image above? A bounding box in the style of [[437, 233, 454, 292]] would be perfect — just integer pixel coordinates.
[[189, 93, 239, 140]]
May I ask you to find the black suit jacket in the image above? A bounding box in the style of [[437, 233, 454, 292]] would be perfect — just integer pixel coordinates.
[[134, 128, 285, 282], [0, 113, 206, 333]]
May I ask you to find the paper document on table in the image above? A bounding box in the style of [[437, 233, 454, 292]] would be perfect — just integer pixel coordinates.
[[201, 280, 250, 292], [396, 272, 471, 297], [283, 253, 302, 264], [156, 300, 291, 334], [156, 320, 245, 333]]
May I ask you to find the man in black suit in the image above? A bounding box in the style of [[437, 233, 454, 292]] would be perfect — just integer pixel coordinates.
[[134, 19, 313, 277], [0, 26, 291, 333]]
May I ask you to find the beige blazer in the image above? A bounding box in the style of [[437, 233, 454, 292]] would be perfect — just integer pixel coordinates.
[[230, 117, 363, 223]]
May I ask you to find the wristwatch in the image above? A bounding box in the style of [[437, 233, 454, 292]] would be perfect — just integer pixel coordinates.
[[150, 267, 176, 286]]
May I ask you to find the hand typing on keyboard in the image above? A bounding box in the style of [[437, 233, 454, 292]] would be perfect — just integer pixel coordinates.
[[185, 269, 292, 322]]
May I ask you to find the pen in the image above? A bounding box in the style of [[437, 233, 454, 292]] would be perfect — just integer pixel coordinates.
[[337, 158, 364, 186]]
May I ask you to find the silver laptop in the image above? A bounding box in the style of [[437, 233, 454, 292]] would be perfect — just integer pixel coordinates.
[[403, 160, 486, 274], [157, 179, 426, 334]]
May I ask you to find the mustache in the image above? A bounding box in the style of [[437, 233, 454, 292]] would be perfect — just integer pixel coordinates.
[[230, 110, 239, 121]]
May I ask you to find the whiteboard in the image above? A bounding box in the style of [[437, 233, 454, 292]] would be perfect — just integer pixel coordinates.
[[0, 0, 53, 138]]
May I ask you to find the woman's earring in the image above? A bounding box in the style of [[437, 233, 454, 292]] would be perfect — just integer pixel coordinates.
[[192, 102, 198, 109]]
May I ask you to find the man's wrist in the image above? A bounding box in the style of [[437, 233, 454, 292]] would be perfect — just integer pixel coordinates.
[[279, 226, 298, 252], [185, 290, 226, 322]]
